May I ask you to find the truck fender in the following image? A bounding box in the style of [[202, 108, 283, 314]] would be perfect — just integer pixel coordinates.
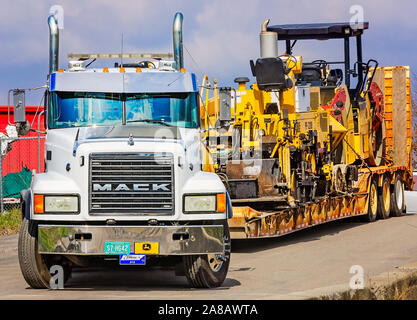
[[226, 192, 233, 219], [20, 189, 32, 221]]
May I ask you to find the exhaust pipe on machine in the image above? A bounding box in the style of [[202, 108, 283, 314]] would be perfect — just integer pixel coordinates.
[[48, 15, 59, 74], [260, 19, 278, 58], [173, 12, 184, 71]]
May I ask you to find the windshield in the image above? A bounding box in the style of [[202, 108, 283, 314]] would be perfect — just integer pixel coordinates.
[[49, 91, 199, 129]]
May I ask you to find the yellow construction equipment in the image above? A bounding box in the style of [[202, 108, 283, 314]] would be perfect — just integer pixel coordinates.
[[200, 20, 413, 239]]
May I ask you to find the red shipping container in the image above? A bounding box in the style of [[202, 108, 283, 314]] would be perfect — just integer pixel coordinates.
[[0, 106, 45, 176]]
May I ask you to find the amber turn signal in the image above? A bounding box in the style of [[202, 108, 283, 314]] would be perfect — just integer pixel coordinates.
[[34, 194, 44, 214], [217, 193, 226, 213]]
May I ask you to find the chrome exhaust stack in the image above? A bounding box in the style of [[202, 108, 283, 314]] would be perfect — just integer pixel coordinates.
[[173, 12, 184, 71], [48, 15, 59, 74]]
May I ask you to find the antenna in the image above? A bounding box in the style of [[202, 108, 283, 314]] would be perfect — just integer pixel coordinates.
[[121, 33, 124, 67]]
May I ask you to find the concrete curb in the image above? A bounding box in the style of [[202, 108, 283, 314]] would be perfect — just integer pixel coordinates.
[[266, 261, 417, 300]]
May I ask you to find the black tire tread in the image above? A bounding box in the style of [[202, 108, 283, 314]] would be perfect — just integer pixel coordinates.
[[377, 176, 390, 219], [183, 221, 230, 288], [390, 175, 405, 217], [362, 179, 378, 222], [18, 218, 50, 289]]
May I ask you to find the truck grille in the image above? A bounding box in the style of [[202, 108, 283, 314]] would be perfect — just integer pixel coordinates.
[[89, 153, 174, 215]]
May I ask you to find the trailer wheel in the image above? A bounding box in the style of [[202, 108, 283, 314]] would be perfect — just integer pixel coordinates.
[[18, 218, 51, 288], [390, 175, 405, 217], [363, 179, 378, 222], [183, 221, 231, 288], [377, 175, 391, 219]]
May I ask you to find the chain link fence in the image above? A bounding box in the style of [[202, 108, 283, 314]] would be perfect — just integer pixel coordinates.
[[0, 135, 45, 213]]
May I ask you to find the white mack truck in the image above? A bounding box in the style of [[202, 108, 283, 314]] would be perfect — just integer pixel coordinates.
[[17, 12, 231, 289]]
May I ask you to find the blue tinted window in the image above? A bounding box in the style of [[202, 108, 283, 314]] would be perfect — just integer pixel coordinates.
[[125, 93, 198, 128], [49, 92, 198, 129]]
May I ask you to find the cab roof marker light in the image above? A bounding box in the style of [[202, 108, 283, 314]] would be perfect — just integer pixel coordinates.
[[67, 53, 173, 60]]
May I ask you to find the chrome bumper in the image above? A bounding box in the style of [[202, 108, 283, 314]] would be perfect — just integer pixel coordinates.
[[38, 225, 224, 255]]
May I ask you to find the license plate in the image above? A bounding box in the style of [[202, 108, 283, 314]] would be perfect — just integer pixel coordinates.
[[120, 254, 146, 265], [104, 241, 131, 255], [135, 242, 159, 255]]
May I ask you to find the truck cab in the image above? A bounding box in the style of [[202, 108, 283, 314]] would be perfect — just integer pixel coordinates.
[[18, 12, 231, 289]]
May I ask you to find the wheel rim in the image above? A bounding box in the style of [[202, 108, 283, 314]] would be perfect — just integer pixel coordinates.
[[396, 180, 403, 210], [207, 254, 223, 272], [370, 183, 378, 216], [383, 181, 390, 212]]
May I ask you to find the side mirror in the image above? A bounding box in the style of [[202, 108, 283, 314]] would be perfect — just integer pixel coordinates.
[[13, 89, 26, 123], [9, 89, 30, 135]]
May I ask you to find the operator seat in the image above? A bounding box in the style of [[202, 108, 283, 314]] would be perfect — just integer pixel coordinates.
[[326, 69, 343, 86], [250, 57, 293, 91], [295, 64, 323, 86]]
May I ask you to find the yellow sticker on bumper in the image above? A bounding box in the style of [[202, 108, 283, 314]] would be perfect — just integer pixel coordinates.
[[134, 242, 159, 255]]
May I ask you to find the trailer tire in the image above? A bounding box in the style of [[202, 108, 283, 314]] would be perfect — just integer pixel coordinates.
[[377, 175, 391, 219], [363, 179, 378, 222], [390, 175, 405, 217], [18, 218, 51, 289], [183, 221, 231, 288]]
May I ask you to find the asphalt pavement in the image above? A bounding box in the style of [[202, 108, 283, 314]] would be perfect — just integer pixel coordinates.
[[1, 192, 417, 299]]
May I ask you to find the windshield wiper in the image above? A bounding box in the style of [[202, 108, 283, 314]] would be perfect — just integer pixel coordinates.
[[126, 119, 173, 126]]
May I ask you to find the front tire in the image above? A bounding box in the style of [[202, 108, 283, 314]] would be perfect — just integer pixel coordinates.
[[183, 221, 231, 288], [18, 218, 51, 288]]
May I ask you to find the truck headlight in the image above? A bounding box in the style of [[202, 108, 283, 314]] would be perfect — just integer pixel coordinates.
[[34, 194, 79, 214], [183, 193, 226, 213]]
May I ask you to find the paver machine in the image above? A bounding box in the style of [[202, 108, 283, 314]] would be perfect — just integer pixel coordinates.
[[201, 20, 412, 239]]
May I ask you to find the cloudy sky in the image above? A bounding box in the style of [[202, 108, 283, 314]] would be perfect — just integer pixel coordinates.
[[0, 0, 416, 104]]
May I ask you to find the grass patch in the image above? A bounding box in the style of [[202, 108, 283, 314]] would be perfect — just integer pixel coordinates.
[[316, 271, 417, 300], [375, 273, 417, 300], [0, 207, 21, 236]]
